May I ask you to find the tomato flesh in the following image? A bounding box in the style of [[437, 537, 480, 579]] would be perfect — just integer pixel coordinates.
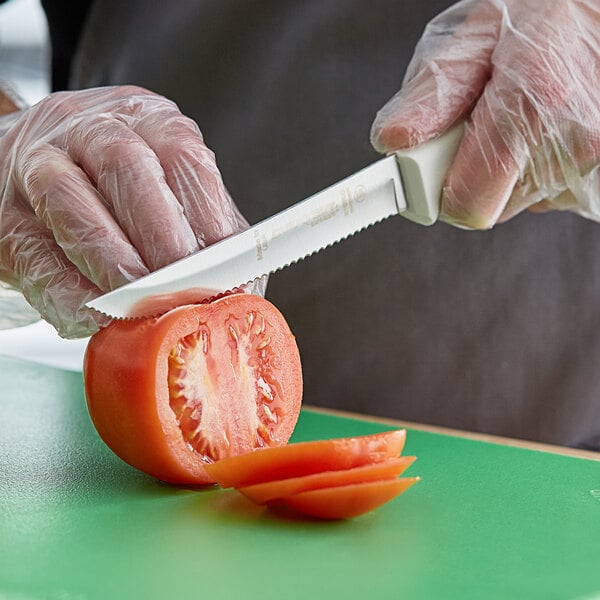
[[166, 309, 285, 459], [279, 478, 420, 519], [238, 456, 416, 504], [204, 429, 406, 488], [84, 294, 302, 484]]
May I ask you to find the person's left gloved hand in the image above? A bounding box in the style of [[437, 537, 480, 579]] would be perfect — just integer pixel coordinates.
[[371, 0, 600, 230], [0, 85, 261, 338]]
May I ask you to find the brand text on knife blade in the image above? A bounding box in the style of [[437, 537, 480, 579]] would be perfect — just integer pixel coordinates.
[[253, 183, 369, 261]]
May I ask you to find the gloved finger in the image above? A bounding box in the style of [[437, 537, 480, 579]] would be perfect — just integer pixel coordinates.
[[134, 109, 267, 296], [17, 143, 149, 292], [64, 115, 199, 271], [41, 85, 159, 125], [2, 200, 108, 338], [371, 0, 500, 152], [440, 88, 528, 229], [132, 110, 246, 248]]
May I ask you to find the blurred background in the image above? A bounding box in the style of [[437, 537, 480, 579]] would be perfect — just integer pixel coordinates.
[[0, 0, 49, 105], [0, 0, 88, 370]]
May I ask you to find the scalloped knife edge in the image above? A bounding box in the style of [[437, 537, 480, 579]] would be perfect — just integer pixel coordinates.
[[87, 124, 464, 319]]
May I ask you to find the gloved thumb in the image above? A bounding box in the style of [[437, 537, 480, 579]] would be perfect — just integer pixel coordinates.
[[370, 0, 500, 152]]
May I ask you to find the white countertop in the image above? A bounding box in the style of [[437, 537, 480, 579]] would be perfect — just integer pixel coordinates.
[[0, 320, 88, 371]]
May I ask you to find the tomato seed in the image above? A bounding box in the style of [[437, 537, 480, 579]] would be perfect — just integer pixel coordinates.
[[257, 376, 274, 401], [257, 336, 271, 350], [256, 424, 271, 446], [263, 404, 278, 424]]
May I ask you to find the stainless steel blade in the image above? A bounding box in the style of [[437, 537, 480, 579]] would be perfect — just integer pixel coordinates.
[[87, 155, 406, 318]]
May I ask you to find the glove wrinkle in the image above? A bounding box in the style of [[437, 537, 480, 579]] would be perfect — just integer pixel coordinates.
[[0, 86, 257, 337]]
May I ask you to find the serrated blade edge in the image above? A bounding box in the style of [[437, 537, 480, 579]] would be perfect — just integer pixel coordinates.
[[87, 156, 406, 319]]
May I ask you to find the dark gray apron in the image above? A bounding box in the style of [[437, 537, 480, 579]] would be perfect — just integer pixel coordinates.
[[71, 0, 600, 449]]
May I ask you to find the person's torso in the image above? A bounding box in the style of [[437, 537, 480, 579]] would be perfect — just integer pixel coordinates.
[[61, 0, 600, 449]]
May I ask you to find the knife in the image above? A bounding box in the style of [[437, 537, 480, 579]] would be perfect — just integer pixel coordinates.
[[87, 123, 464, 319]]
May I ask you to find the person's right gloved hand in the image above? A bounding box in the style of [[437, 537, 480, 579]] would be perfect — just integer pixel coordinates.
[[371, 0, 600, 230], [0, 85, 256, 338]]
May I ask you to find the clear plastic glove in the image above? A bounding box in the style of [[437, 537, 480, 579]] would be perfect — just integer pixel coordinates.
[[371, 0, 600, 229], [0, 86, 261, 338]]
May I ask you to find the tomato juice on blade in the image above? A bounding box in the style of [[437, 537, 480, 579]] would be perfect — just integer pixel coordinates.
[[127, 287, 228, 318]]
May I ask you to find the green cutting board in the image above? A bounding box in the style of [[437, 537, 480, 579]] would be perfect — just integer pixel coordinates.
[[1, 356, 599, 600]]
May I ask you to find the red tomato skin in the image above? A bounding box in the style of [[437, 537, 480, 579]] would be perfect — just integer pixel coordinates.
[[204, 429, 407, 488], [238, 456, 417, 504], [280, 477, 420, 520], [84, 295, 302, 485]]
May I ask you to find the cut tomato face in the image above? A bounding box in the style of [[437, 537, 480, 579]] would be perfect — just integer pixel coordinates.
[[238, 456, 416, 504], [204, 429, 406, 488], [83, 294, 303, 485], [279, 478, 420, 520]]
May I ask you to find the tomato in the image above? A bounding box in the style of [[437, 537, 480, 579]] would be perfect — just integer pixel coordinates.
[[83, 294, 303, 485], [206, 429, 419, 519], [279, 478, 420, 520], [238, 456, 416, 504], [204, 429, 407, 488]]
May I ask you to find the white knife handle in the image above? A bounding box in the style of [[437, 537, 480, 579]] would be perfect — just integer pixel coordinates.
[[394, 122, 465, 226]]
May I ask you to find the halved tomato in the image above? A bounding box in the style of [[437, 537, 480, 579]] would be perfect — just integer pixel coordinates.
[[238, 456, 416, 504], [279, 478, 420, 520], [203, 429, 407, 488], [84, 294, 302, 485]]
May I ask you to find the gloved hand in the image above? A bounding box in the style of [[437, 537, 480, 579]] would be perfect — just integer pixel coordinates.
[[0, 85, 259, 338], [371, 0, 600, 229]]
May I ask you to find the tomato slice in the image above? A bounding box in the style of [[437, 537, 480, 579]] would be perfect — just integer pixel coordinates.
[[279, 477, 420, 520], [238, 456, 416, 504], [84, 294, 302, 485], [204, 429, 406, 488]]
